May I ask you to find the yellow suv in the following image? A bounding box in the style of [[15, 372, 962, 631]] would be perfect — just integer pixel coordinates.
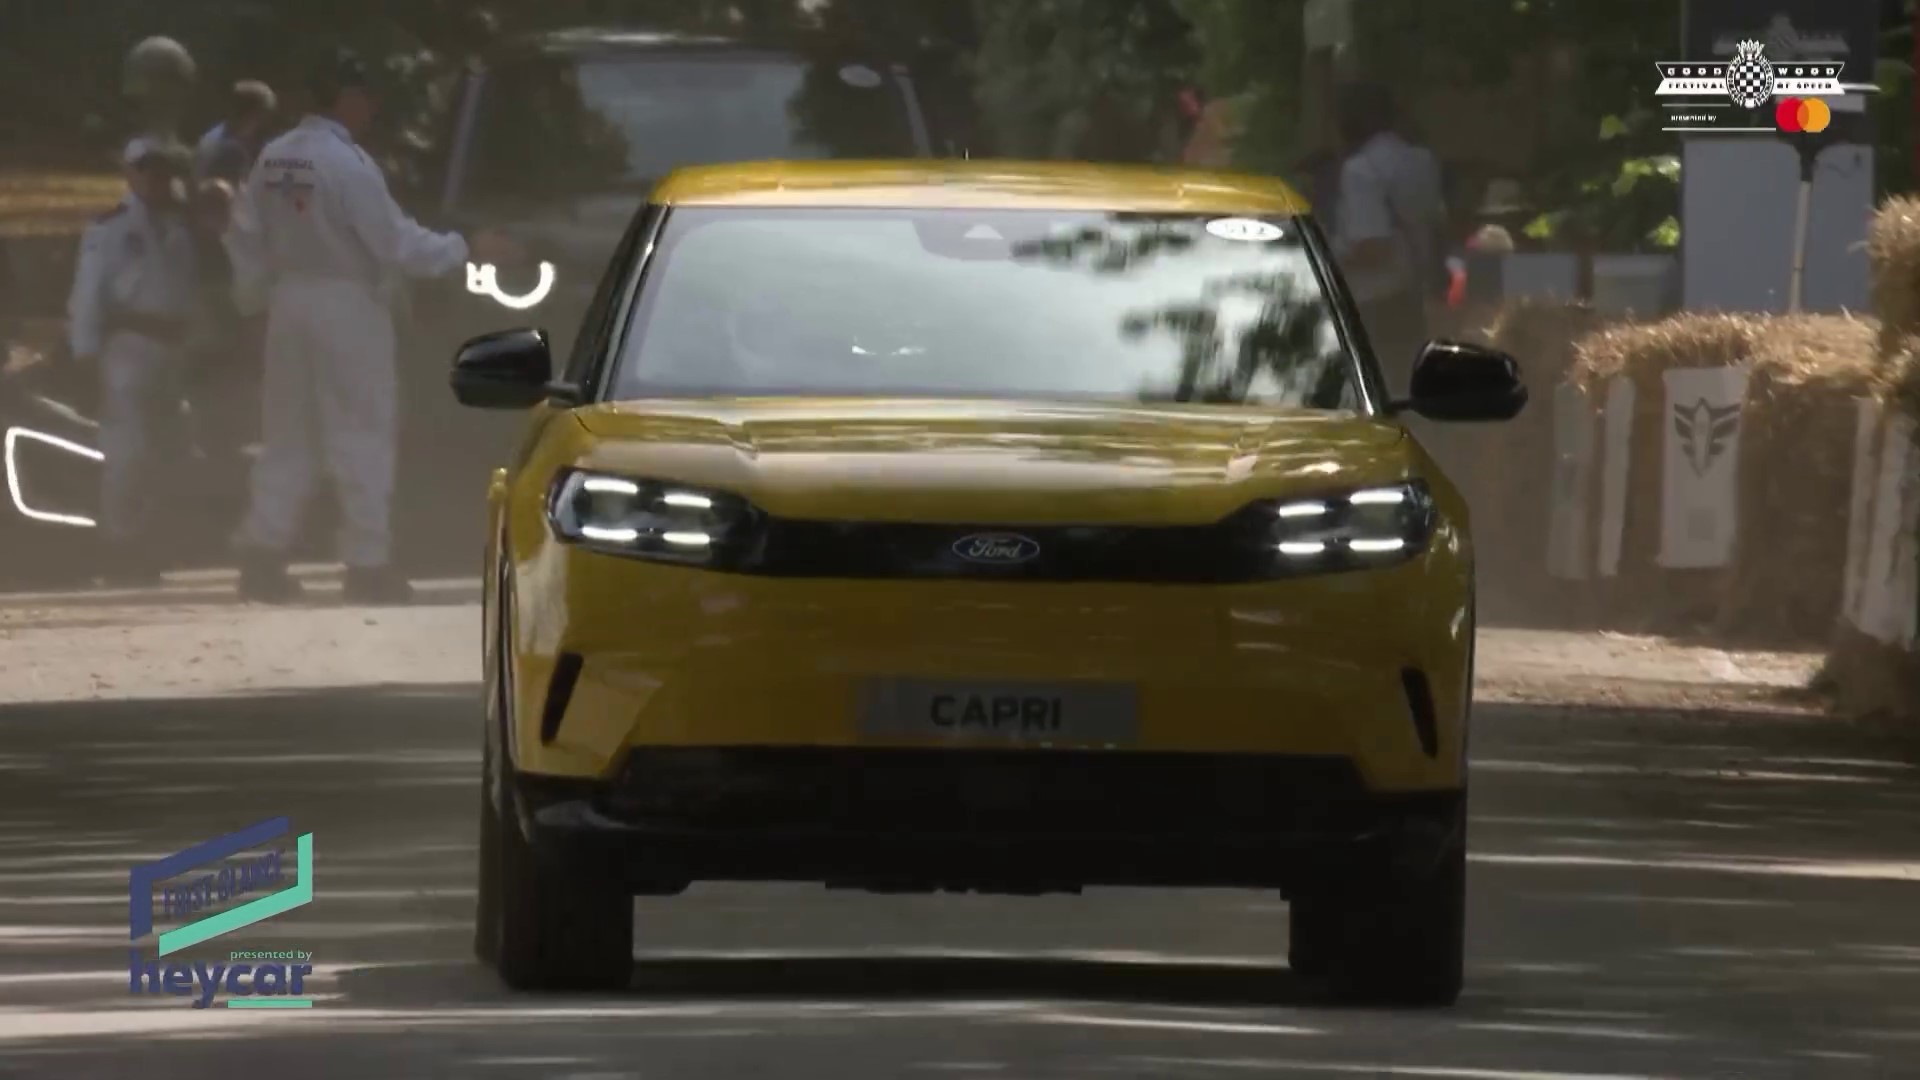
[[460, 161, 1524, 1005]]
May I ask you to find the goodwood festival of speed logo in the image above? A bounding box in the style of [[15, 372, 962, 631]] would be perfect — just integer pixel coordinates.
[[1654, 40, 1844, 109]]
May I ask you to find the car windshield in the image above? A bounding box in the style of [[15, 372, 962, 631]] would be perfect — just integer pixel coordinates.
[[459, 52, 920, 206], [610, 207, 1361, 409]]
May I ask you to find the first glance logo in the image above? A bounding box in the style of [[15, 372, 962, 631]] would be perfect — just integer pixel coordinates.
[[1672, 398, 1742, 476], [128, 818, 316, 1009]]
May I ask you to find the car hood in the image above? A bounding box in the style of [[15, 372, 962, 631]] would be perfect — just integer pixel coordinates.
[[566, 399, 1414, 525]]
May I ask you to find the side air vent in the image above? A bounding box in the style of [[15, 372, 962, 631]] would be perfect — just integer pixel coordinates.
[[1401, 668, 1439, 758], [539, 653, 585, 745]]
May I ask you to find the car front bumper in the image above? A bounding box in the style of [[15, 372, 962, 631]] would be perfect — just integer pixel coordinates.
[[508, 747, 1464, 894]]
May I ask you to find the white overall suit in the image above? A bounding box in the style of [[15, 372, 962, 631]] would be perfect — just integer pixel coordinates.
[[227, 115, 467, 569], [67, 194, 199, 548]]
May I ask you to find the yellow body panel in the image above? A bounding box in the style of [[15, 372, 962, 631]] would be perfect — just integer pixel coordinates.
[[493, 402, 1475, 794], [652, 159, 1311, 214]]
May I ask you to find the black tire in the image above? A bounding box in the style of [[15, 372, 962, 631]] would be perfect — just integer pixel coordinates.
[[473, 768, 502, 966], [1286, 899, 1331, 978], [483, 777, 634, 992], [474, 557, 632, 992], [1291, 831, 1466, 1007]]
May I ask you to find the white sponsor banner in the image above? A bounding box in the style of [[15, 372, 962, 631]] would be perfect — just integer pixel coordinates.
[[1858, 416, 1918, 645], [1546, 382, 1596, 580], [1658, 365, 1749, 570], [1597, 377, 1635, 578], [1840, 397, 1882, 629]]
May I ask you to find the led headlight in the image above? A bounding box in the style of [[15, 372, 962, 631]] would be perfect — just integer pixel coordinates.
[[1262, 481, 1436, 572], [548, 470, 759, 564]]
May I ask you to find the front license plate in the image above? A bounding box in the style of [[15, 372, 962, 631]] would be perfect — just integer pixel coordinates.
[[858, 678, 1139, 744]]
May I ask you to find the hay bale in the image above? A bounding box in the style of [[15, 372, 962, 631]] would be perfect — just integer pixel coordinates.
[[1566, 314, 1759, 633], [1826, 623, 1920, 734], [1871, 332, 1920, 422], [1869, 196, 1920, 353], [1489, 298, 1611, 392], [1717, 313, 1881, 645]]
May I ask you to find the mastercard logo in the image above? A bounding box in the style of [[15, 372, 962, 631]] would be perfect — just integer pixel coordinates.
[[1775, 96, 1832, 133]]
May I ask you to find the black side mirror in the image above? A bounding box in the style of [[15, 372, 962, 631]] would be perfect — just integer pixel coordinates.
[[450, 328, 577, 409], [1398, 340, 1527, 422]]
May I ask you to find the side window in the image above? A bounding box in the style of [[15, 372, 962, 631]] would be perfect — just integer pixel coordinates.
[[563, 204, 656, 390]]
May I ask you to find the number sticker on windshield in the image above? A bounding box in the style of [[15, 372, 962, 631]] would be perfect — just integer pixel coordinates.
[[1206, 218, 1284, 243], [839, 64, 884, 89]]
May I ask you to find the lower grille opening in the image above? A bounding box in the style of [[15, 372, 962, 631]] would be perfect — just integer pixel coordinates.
[[539, 653, 585, 744], [603, 749, 1373, 834], [1401, 667, 1439, 758]]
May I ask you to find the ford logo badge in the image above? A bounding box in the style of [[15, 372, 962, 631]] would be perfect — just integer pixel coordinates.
[[952, 533, 1041, 565]]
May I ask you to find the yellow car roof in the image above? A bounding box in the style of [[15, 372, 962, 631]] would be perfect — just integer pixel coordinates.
[[653, 160, 1311, 214]]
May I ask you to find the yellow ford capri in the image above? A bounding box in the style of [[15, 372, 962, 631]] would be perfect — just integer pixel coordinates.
[[457, 161, 1525, 1005]]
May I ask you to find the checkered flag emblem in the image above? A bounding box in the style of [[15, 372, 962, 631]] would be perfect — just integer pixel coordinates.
[[1725, 40, 1775, 108]]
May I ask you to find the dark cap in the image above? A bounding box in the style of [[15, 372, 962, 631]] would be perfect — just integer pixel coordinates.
[[307, 48, 374, 105]]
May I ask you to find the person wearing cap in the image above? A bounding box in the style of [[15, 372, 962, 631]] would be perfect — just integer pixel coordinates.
[[195, 80, 278, 185], [1330, 81, 1446, 392], [226, 48, 517, 604], [66, 136, 200, 585]]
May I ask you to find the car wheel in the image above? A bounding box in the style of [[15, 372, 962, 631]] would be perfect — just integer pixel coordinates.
[[473, 749, 503, 966], [1293, 826, 1465, 1007], [474, 555, 510, 966], [475, 561, 633, 992], [486, 770, 634, 992], [1286, 899, 1331, 978]]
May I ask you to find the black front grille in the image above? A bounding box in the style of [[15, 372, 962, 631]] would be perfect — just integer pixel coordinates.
[[603, 748, 1375, 835], [738, 510, 1276, 583]]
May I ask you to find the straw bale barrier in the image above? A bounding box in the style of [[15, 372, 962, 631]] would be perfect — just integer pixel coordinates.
[[1822, 197, 1920, 738], [1566, 314, 1758, 633], [1717, 313, 1881, 645], [1823, 625, 1920, 733], [1867, 195, 1920, 353]]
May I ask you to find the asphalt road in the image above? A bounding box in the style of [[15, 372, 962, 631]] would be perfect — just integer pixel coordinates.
[[2, 593, 1919, 1078]]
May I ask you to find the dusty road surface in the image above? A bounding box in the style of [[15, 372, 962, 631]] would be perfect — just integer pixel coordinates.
[[2, 572, 1919, 1078]]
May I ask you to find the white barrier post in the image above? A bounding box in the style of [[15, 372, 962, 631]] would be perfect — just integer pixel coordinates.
[[1841, 397, 1883, 630], [1546, 382, 1596, 581], [1597, 377, 1635, 578], [1860, 415, 1917, 644]]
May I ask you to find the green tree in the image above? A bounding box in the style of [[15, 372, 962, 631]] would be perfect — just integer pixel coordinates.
[[1172, 0, 1310, 174], [1349, 0, 1682, 251], [969, 0, 1200, 160]]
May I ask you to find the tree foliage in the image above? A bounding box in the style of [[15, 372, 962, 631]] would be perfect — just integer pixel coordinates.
[[968, 0, 1200, 160], [1346, 0, 1682, 249]]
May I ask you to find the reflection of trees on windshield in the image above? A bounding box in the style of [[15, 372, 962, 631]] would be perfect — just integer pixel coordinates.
[[1009, 219, 1351, 409], [470, 60, 633, 202]]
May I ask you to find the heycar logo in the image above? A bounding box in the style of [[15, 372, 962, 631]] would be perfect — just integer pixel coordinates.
[[128, 818, 316, 1008], [951, 533, 1041, 565]]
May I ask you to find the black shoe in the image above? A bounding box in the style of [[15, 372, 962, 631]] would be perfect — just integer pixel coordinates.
[[343, 566, 415, 606], [238, 558, 305, 604]]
